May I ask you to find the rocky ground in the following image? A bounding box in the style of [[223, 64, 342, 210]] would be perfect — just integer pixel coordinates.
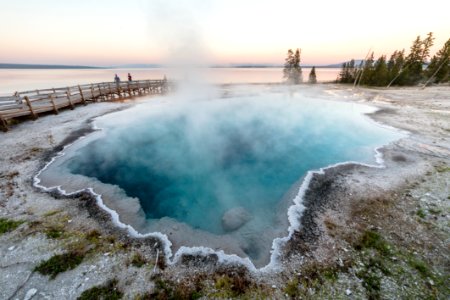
[[0, 85, 449, 299]]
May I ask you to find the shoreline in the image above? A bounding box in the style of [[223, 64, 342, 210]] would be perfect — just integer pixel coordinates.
[[1, 84, 448, 299]]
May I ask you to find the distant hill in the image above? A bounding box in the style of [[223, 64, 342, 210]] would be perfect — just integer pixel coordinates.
[[110, 64, 162, 68], [323, 60, 364, 68], [0, 63, 102, 69], [0, 62, 357, 69]]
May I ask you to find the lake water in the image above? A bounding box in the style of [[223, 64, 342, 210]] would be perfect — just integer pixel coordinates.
[[37, 84, 403, 267], [0, 68, 340, 94]]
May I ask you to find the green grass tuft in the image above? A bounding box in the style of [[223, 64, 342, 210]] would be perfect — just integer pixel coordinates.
[[284, 278, 299, 298], [409, 258, 432, 278], [130, 252, 146, 268], [356, 230, 391, 256], [34, 251, 85, 279], [77, 279, 123, 300], [0, 218, 24, 235], [416, 209, 426, 219], [435, 166, 450, 173], [45, 227, 64, 239]]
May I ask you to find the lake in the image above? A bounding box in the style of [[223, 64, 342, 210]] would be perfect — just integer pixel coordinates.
[[0, 68, 340, 95]]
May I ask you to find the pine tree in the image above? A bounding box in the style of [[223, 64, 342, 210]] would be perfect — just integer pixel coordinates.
[[425, 38, 450, 83], [403, 33, 435, 85], [293, 49, 303, 84], [308, 66, 317, 83], [359, 52, 375, 85], [283, 49, 294, 81], [387, 50, 406, 86], [372, 55, 389, 86], [283, 48, 302, 84], [337, 59, 356, 83]]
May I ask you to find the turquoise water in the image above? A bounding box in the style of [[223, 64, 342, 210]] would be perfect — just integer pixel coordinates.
[[66, 87, 402, 240]]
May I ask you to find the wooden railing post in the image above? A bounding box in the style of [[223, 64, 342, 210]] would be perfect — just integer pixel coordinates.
[[90, 84, 95, 101], [24, 96, 37, 119], [97, 84, 103, 101], [1, 117, 9, 132], [66, 88, 74, 109], [78, 85, 87, 105], [137, 81, 141, 94], [48, 94, 58, 114], [127, 82, 132, 97], [107, 83, 113, 100], [116, 83, 122, 98]]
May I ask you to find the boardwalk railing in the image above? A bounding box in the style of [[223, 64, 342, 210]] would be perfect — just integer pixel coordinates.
[[0, 79, 169, 131]]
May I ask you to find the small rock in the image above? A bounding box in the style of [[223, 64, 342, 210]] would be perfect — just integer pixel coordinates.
[[24, 288, 37, 300], [8, 246, 15, 251], [345, 289, 352, 296], [272, 285, 277, 289], [221, 207, 251, 232]]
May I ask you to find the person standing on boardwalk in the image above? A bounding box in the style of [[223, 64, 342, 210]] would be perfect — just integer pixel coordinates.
[[128, 73, 132, 81], [114, 74, 120, 86]]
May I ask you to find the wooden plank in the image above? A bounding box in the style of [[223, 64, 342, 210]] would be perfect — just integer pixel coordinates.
[[0, 103, 23, 111]]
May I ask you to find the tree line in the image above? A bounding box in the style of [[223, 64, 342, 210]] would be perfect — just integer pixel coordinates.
[[337, 33, 449, 86]]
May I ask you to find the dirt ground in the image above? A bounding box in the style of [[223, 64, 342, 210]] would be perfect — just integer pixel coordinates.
[[0, 85, 448, 299]]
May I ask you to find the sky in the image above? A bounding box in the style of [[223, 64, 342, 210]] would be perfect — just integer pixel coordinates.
[[0, 0, 448, 66]]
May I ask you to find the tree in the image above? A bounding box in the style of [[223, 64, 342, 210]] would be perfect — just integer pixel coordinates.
[[359, 52, 375, 85], [371, 55, 389, 86], [387, 50, 406, 86], [283, 48, 302, 84], [337, 59, 356, 83], [425, 38, 450, 84], [403, 32, 434, 85], [308, 66, 317, 83]]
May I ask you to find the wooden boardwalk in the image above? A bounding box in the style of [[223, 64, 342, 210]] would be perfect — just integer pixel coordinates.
[[0, 79, 169, 131]]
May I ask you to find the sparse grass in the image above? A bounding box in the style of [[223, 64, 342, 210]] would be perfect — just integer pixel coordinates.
[[0, 218, 24, 235], [216, 274, 250, 297], [85, 229, 101, 243], [34, 251, 85, 279], [435, 165, 450, 173], [416, 208, 426, 219], [43, 209, 62, 217], [142, 277, 203, 300], [77, 279, 123, 300], [355, 230, 391, 256], [45, 226, 64, 239], [428, 208, 442, 215], [130, 252, 146, 268], [284, 278, 299, 298], [408, 257, 432, 278]]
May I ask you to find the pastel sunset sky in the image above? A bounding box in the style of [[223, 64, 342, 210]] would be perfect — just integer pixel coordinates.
[[0, 0, 448, 66]]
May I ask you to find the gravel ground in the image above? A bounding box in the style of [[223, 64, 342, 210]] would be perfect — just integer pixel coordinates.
[[0, 85, 448, 299]]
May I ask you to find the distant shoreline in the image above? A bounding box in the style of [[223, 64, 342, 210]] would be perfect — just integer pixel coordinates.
[[0, 63, 103, 69], [0, 63, 343, 70]]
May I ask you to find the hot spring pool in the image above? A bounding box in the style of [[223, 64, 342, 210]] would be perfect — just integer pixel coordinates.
[[37, 85, 404, 267]]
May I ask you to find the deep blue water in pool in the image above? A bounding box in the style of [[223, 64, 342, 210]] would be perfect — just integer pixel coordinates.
[[66, 89, 402, 235]]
